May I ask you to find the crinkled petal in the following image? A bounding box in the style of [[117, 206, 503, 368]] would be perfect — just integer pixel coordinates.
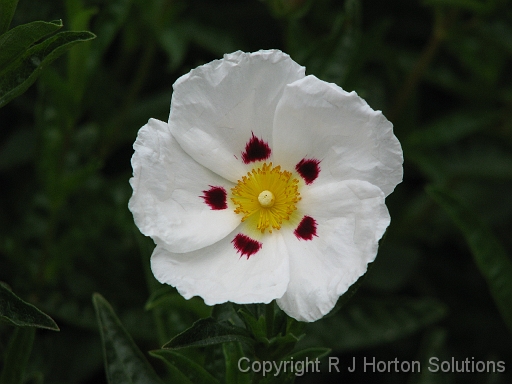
[[273, 75, 403, 196], [277, 180, 390, 322], [169, 50, 305, 181], [151, 229, 290, 305], [129, 118, 240, 253]]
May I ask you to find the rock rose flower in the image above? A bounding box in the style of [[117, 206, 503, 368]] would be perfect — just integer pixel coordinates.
[[129, 50, 403, 322]]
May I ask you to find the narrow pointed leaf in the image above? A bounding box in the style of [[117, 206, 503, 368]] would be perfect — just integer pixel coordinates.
[[0, 20, 63, 71], [0, 283, 59, 330], [0, 30, 95, 108], [0, 327, 35, 384], [163, 317, 254, 349], [149, 349, 220, 384], [0, 0, 19, 34], [427, 186, 512, 334], [92, 293, 164, 384]]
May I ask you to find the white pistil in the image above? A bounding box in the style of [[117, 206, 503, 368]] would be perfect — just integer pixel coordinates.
[[258, 190, 275, 208]]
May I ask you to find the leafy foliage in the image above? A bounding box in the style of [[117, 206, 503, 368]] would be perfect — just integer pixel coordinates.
[[0, 16, 95, 108], [1, 0, 512, 382], [0, 283, 59, 330], [93, 293, 164, 384]]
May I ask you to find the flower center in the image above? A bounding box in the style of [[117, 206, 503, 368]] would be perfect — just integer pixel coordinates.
[[231, 162, 301, 233]]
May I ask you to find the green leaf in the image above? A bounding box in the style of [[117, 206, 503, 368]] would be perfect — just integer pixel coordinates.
[[302, 297, 447, 352], [0, 29, 95, 108], [149, 349, 220, 384], [222, 342, 251, 384], [163, 317, 254, 350], [92, 293, 164, 384], [0, 327, 35, 384], [0, 0, 19, 35], [0, 20, 63, 71], [427, 187, 512, 334], [0, 283, 59, 330]]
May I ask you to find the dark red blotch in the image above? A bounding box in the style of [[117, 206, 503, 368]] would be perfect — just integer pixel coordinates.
[[295, 158, 321, 185], [241, 133, 271, 164], [294, 216, 318, 241], [232, 234, 262, 259], [201, 186, 227, 210]]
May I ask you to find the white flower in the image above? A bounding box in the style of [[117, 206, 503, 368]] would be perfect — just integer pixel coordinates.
[[129, 50, 403, 322]]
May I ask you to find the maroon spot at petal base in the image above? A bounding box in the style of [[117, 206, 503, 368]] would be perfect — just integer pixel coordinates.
[[295, 158, 321, 185], [201, 186, 227, 210], [294, 216, 318, 241], [232, 234, 262, 259], [241, 133, 271, 164]]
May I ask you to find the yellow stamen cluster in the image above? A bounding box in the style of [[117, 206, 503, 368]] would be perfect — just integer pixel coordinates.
[[231, 162, 301, 233]]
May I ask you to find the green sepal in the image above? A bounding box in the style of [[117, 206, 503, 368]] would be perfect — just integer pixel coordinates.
[[92, 293, 164, 384], [238, 307, 267, 343], [0, 283, 59, 330], [149, 349, 220, 384], [255, 333, 302, 362], [237, 305, 305, 361]]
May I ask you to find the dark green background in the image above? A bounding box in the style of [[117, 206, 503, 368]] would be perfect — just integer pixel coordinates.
[[1, 0, 512, 383]]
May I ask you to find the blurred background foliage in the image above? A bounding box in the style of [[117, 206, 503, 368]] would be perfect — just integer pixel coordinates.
[[1, 0, 512, 383]]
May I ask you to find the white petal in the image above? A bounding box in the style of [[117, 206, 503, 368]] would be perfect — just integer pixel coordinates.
[[169, 50, 305, 181], [151, 229, 290, 305], [276, 180, 390, 322], [129, 118, 240, 253], [273, 75, 403, 196]]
